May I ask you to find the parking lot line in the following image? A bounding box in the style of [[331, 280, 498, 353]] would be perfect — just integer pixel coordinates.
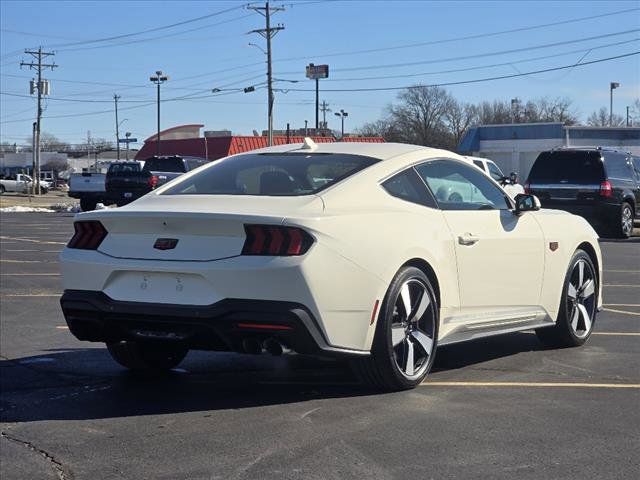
[[0, 259, 55, 263], [2, 293, 61, 297], [604, 269, 640, 273], [0, 273, 60, 276], [421, 382, 640, 389], [593, 332, 640, 336], [604, 284, 640, 287], [603, 307, 640, 316], [604, 304, 640, 307], [0, 235, 66, 245]]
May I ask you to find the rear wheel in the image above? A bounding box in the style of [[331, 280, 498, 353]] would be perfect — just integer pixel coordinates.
[[107, 341, 188, 372], [0, 185, 5, 194], [536, 250, 597, 347], [80, 198, 97, 212], [352, 266, 438, 391], [618, 202, 634, 239]]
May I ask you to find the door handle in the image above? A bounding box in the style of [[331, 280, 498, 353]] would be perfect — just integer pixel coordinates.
[[458, 233, 480, 246]]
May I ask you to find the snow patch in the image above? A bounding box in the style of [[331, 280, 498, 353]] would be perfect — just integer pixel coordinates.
[[0, 206, 56, 213]]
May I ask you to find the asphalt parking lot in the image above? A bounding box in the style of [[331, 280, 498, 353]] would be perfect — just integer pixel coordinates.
[[1, 213, 638, 480]]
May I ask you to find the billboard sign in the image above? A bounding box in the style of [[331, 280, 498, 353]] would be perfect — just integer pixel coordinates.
[[306, 64, 329, 79]]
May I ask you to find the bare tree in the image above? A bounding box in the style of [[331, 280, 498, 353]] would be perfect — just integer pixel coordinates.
[[387, 85, 455, 148], [41, 157, 70, 174], [629, 98, 640, 126], [445, 101, 478, 148], [92, 137, 114, 151], [477, 100, 512, 124], [24, 132, 70, 152], [587, 107, 624, 127], [355, 118, 402, 141]]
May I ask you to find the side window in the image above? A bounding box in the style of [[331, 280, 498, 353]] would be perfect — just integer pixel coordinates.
[[632, 156, 640, 181], [382, 168, 436, 208], [487, 162, 504, 181], [472, 160, 484, 170], [604, 154, 633, 180], [415, 159, 511, 211]]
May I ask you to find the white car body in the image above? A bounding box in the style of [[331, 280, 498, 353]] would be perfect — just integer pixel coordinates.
[[463, 156, 524, 199], [0, 174, 50, 193], [60, 142, 603, 388]]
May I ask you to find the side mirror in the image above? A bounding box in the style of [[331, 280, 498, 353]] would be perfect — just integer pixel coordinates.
[[509, 172, 518, 184], [514, 193, 541, 215]]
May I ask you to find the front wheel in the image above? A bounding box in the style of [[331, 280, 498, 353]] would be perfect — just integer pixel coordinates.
[[536, 250, 597, 347], [0, 185, 5, 194], [107, 341, 188, 372], [352, 266, 438, 391], [619, 202, 634, 239]]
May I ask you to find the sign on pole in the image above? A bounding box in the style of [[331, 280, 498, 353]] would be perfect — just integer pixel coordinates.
[[305, 64, 329, 79], [118, 138, 137, 143]]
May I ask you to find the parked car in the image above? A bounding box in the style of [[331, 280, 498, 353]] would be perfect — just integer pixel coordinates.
[[0, 173, 49, 194], [105, 161, 149, 207], [60, 140, 603, 391], [143, 155, 209, 189], [68, 171, 107, 212], [463, 156, 524, 199], [526, 147, 640, 238]]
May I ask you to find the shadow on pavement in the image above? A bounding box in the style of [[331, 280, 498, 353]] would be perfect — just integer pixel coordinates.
[[1, 332, 546, 423]]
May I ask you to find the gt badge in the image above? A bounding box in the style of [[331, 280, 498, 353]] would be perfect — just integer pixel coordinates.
[[549, 241, 559, 252], [154, 238, 178, 250]]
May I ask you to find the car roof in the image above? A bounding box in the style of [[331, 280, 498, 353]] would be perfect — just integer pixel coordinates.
[[247, 141, 437, 161]]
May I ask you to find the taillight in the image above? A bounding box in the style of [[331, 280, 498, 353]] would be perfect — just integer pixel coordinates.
[[524, 181, 531, 194], [242, 224, 314, 256], [67, 221, 107, 250], [599, 180, 613, 198], [148, 175, 159, 189]]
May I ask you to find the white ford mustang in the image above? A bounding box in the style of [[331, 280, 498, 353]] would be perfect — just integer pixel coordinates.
[[60, 140, 603, 390]]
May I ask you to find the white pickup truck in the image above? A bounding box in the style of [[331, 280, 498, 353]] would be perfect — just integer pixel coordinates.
[[0, 174, 50, 194], [68, 172, 107, 211]]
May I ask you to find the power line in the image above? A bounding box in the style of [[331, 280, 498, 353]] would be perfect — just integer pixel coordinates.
[[320, 38, 640, 83], [278, 51, 640, 92], [271, 7, 639, 64], [280, 29, 640, 75], [44, 4, 248, 48]]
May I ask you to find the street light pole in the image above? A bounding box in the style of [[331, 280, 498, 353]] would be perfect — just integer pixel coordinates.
[[610, 82, 620, 126], [125, 132, 131, 160], [114, 94, 121, 160], [334, 109, 348, 139], [150, 71, 169, 156]]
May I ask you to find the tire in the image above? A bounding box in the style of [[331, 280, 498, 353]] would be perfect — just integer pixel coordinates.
[[80, 198, 97, 212], [107, 341, 188, 372], [618, 202, 634, 239], [40, 187, 48, 195], [536, 249, 597, 347], [0, 185, 5, 194], [352, 266, 438, 391]]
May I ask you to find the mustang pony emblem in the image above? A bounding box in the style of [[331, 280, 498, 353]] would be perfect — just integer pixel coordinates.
[[154, 238, 178, 250]]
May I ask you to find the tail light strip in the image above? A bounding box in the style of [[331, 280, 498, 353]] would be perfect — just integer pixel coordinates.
[[242, 224, 314, 256], [67, 221, 108, 250]]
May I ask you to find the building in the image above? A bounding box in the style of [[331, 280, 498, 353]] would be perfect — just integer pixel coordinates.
[[458, 123, 640, 179], [134, 124, 384, 161]]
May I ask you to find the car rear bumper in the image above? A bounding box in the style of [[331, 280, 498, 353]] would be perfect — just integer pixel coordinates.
[[60, 290, 367, 357], [542, 202, 619, 226]]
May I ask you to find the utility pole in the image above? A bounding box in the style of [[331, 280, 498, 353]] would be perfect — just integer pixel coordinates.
[[249, 2, 285, 147], [114, 94, 121, 160], [319, 101, 331, 130], [610, 82, 620, 126], [21, 47, 57, 195], [627, 106, 630, 127]]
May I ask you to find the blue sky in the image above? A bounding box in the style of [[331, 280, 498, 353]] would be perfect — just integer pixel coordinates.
[[1, 0, 639, 147]]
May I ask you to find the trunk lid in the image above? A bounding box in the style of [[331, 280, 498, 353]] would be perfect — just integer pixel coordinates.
[[82, 194, 323, 261]]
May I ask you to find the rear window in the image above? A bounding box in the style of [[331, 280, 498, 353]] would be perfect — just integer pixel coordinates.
[[108, 163, 140, 175], [528, 151, 605, 183], [143, 157, 187, 173], [161, 153, 378, 196]]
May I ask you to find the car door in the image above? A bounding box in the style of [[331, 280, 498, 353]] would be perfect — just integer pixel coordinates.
[[415, 159, 545, 313]]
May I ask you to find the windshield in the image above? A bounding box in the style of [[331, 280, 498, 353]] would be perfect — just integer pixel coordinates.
[[529, 151, 605, 183], [143, 157, 187, 173], [161, 153, 379, 196]]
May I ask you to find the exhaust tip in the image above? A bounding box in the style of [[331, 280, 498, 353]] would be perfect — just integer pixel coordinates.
[[263, 338, 283, 356], [242, 338, 262, 355]]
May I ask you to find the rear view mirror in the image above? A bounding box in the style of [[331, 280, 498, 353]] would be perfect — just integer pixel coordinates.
[[514, 193, 541, 215]]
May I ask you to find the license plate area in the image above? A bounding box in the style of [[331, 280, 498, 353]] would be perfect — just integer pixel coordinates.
[[124, 192, 132, 198], [103, 271, 220, 305]]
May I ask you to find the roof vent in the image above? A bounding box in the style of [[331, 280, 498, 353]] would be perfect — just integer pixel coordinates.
[[300, 137, 317, 151]]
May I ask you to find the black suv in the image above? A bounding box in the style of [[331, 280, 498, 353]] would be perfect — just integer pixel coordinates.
[[526, 147, 640, 238]]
